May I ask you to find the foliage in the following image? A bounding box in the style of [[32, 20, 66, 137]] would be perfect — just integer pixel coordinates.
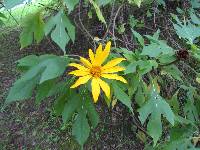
[[1, 0, 200, 149]]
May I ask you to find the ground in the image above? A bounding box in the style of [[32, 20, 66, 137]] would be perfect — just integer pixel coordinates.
[[0, 1, 199, 150]]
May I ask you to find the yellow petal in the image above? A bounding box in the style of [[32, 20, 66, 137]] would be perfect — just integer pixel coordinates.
[[95, 44, 103, 59], [101, 74, 127, 83], [89, 49, 95, 63], [102, 58, 126, 69], [94, 41, 111, 66], [68, 63, 89, 71], [98, 78, 110, 99], [70, 75, 91, 88], [91, 78, 100, 103], [68, 70, 89, 76], [102, 66, 125, 73], [80, 57, 92, 68]]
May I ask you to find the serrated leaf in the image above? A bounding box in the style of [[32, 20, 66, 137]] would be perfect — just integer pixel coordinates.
[[173, 15, 200, 44], [141, 41, 174, 57], [64, 0, 79, 13], [20, 12, 45, 49], [62, 93, 81, 124], [113, 83, 133, 113], [131, 29, 144, 47], [45, 10, 75, 53], [89, 0, 106, 25], [72, 108, 90, 147], [138, 84, 175, 146]]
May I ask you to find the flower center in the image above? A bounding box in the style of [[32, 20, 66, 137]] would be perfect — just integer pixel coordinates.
[[90, 66, 101, 78]]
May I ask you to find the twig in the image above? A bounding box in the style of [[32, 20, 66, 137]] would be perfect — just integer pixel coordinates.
[[112, 5, 123, 48]]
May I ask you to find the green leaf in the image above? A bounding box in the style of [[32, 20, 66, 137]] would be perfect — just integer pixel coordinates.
[[6, 73, 41, 103], [6, 55, 68, 103], [131, 29, 144, 47], [36, 79, 56, 104], [128, 0, 144, 7], [135, 82, 146, 107], [17, 55, 39, 71], [54, 93, 68, 116], [184, 99, 199, 123], [0, 12, 6, 19], [64, 0, 79, 13], [161, 125, 197, 150], [62, 94, 81, 124], [141, 40, 174, 57], [72, 108, 90, 147], [45, 10, 75, 53], [113, 83, 133, 113], [84, 95, 100, 128], [96, 0, 112, 6], [89, 0, 106, 25], [138, 84, 175, 146], [173, 15, 200, 44], [20, 12, 45, 49], [4, 0, 30, 9], [161, 65, 183, 81], [168, 92, 180, 115]]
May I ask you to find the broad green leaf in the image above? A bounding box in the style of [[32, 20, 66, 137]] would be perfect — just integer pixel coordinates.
[[184, 100, 199, 123], [72, 108, 90, 147], [6, 55, 68, 103], [173, 15, 200, 44], [137, 60, 158, 75], [168, 92, 180, 115], [20, 12, 45, 49], [158, 54, 176, 65], [141, 41, 174, 57], [89, 0, 106, 25], [54, 93, 68, 116], [124, 62, 137, 74], [196, 77, 200, 84], [138, 84, 175, 145], [64, 0, 79, 13], [135, 82, 146, 107], [36, 79, 56, 104], [62, 94, 81, 124], [161, 65, 183, 81], [17, 55, 39, 71], [84, 95, 100, 128], [113, 83, 133, 113], [131, 29, 144, 47], [190, 11, 200, 25], [6, 74, 40, 103], [45, 10, 75, 53], [128, 73, 140, 97], [191, 0, 200, 9], [4, 0, 30, 9], [161, 125, 197, 150]]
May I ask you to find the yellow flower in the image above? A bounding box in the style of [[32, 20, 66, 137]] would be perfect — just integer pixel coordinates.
[[69, 41, 127, 103]]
